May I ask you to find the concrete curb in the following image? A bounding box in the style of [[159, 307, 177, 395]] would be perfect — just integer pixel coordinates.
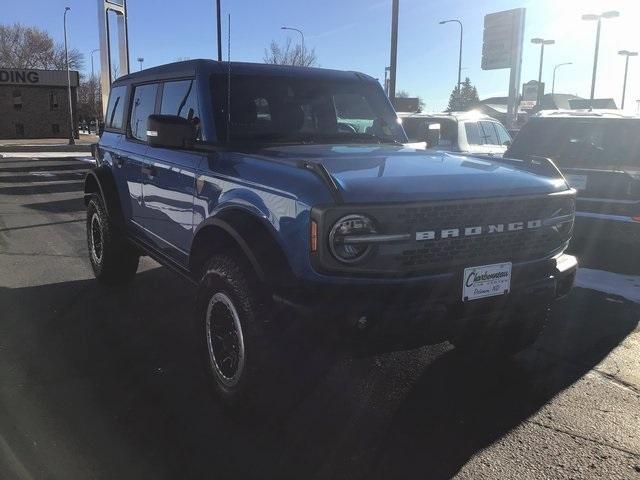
[[0, 144, 92, 153]]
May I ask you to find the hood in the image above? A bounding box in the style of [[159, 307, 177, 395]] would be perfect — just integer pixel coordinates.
[[256, 144, 569, 203]]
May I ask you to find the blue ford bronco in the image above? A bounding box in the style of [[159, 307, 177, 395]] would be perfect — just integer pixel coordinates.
[[85, 60, 577, 406]]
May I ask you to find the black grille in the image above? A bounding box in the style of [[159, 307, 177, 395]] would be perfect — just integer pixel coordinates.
[[313, 193, 575, 277], [386, 196, 574, 272]]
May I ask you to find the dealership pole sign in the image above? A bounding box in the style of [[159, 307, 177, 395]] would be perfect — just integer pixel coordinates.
[[97, 0, 130, 116], [481, 8, 525, 129]]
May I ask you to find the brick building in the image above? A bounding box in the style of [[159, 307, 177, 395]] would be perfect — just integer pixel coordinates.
[[0, 68, 79, 140]]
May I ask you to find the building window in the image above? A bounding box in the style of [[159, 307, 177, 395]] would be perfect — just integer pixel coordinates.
[[52, 124, 60, 134], [15, 124, 25, 137], [13, 90, 22, 111], [50, 91, 59, 111]]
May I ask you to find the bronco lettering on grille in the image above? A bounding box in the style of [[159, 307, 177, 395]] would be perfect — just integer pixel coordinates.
[[416, 219, 542, 241]]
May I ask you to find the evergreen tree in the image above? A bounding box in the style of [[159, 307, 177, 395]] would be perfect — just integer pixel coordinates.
[[446, 77, 480, 112]]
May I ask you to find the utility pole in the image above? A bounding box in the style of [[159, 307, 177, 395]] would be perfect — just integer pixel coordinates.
[[618, 50, 638, 110], [439, 19, 463, 92], [388, 0, 399, 105], [552, 62, 572, 95], [582, 11, 620, 103], [216, 0, 222, 61], [531, 38, 555, 107], [64, 7, 75, 145], [281, 27, 305, 65]]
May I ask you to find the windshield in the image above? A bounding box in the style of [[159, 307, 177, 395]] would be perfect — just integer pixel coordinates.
[[402, 117, 458, 146], [210, 74, 407, 145], [509, 118, 640, 168]]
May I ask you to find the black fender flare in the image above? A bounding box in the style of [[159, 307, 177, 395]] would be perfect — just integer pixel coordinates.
[[83, 166, 125, 229], [192, 217, 266, 281]]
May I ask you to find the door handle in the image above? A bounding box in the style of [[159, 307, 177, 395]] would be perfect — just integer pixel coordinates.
[[141, 165, 157, 177]]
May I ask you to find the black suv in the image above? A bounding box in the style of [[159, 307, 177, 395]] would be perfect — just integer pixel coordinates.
[[507, 110, 640, 245]]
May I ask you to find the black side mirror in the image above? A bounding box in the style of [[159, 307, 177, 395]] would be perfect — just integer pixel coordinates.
[[98, 122, 105, 136], [425, 123, 441, 148], [147, 114, 197, 149]]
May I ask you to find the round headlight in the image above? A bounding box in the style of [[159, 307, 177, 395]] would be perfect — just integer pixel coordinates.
[[329, 214, 376, 263]]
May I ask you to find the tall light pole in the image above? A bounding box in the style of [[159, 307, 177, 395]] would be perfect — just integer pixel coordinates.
[[281, 26, 305, 66], [582, 11, 620, 103], [63, 6, 75, 145], [216, 0, 222, 61], [439, 19, 463, 93], [531, 38, 555, 108], [618, 50, 638, 110], [552, 62, 572, 95], [137, 57, 144, 71], [388, 0, 399, 104], [90, 48, 100, 79]]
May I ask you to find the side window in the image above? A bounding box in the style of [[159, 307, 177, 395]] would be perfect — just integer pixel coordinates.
[[464, 122, 482, 145], [105, 86, 126, 130], [478, 121, 500, 145], [493, 122, 512, 146], [161, 80, 200, 120], [161, 79, 201, 139], [129, 83, 159, 141]]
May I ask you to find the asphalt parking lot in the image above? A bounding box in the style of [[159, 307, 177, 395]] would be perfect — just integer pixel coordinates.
[[0, 155, 639, 480]]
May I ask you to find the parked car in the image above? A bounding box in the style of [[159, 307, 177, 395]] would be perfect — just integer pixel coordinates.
[[85, 60, 577, 407], [507, 110, 640, 245], [399, 111, 512, 156]]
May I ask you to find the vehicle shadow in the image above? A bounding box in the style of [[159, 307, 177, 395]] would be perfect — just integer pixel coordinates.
[[368, 288, 639, 479], [0, 269, 637, 480]]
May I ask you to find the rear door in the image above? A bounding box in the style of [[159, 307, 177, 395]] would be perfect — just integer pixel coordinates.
[[139, 78, 204, 266]]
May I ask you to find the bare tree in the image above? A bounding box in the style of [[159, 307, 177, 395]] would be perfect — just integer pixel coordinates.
[[77, 75, 102, 124], [263, 38, 317, 67], [0, 23, 84, 70]]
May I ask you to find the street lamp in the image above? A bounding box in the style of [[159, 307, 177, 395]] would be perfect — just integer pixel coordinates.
[[281, 26, 305, 66], [618, 50, 638, 110], [90, 48, 100, 79], [137, 57, 144, 71], [531, 38, 555, 107], [552, 62, 572, 95], [582, 10, 620, 103], [439, 19, 463, 93], [63, 6, 75, 145]]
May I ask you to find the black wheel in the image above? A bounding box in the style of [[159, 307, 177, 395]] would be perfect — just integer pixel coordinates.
[[86, 195, 139, 285], [451, 307, 549, 357], [196, 254, 279, 408]]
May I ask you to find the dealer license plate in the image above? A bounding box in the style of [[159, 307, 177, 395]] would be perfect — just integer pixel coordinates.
[[462, 262, 512, 302]]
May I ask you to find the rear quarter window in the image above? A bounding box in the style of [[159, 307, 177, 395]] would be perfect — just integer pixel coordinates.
[[105, 86, 126, 130]]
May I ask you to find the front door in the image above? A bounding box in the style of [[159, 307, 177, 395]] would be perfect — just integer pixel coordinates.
[[138, 79, 203, 266]]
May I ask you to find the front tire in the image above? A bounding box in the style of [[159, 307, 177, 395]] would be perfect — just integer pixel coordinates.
[[86, 195, 139, 285], [196, 254, 278, 408]]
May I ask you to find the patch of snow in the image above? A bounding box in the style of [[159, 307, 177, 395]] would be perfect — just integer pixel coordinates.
[[575, 268, 640, 304]]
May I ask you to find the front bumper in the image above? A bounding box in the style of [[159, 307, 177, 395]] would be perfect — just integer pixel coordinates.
[[275, 253, 577, 346]]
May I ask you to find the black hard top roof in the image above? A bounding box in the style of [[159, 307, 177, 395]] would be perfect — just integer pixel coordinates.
[[113, 59, 375, 85]]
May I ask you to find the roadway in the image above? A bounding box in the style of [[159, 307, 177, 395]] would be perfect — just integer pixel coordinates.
[[0, 154, 639, 479]]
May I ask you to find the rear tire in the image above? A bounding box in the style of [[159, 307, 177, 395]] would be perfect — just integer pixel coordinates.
[[86, 195, 139, 285], [196, 254, 279, 409]]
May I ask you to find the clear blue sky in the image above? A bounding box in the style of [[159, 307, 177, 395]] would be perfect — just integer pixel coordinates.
[[5, 0, 640, 111]]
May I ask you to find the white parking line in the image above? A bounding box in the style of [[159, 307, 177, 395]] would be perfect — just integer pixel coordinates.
[[576, 268, 640, 304]]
